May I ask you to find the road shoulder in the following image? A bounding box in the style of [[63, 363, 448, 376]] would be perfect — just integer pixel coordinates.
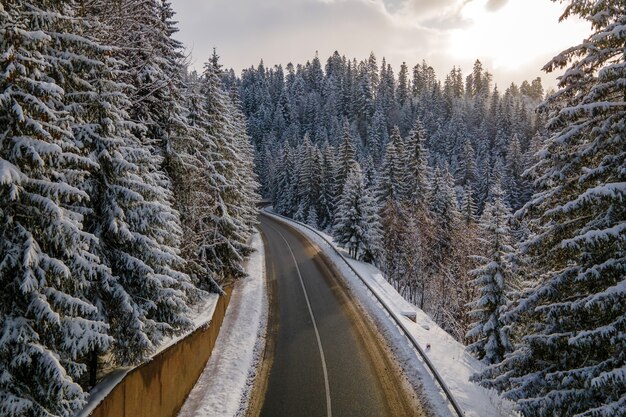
[[177, 231, 268, 417]]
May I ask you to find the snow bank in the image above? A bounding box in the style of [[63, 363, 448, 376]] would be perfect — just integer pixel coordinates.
[[265, 210, 517, 417], [177, 231, 268, 417]]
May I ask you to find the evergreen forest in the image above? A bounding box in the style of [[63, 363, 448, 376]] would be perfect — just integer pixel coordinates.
[[1, 1, 624, 417]]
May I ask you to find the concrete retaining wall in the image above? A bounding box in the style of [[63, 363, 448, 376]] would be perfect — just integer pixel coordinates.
[[88, 288, 232, 417]]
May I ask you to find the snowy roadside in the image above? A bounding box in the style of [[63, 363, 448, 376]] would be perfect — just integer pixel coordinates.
[[264, 210, 517, 417], [177, 231, 268, 417]]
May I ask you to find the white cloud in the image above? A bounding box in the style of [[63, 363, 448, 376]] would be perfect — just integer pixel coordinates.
[[391, 0, 467, 21], [485, 0, 507, 12], [171, 0, 589, 88]]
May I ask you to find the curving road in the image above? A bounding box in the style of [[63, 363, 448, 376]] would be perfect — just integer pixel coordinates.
[[253, 213, 421, 417]]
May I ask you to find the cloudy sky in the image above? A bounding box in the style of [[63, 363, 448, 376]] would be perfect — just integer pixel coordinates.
[[170, 0, 589, 88]]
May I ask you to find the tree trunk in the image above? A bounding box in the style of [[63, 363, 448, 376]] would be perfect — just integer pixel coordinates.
[[88, 348, 99, 388]]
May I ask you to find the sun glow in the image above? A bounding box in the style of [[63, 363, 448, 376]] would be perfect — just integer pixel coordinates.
[[449, 0, 589, 74]]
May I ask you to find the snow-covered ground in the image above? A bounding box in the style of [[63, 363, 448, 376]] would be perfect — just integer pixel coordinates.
[[265, 210, 517, 417], [177, 231, 268, 417]]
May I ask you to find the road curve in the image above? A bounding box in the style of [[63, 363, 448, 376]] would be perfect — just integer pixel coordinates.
[[254, 213, 421, 417]]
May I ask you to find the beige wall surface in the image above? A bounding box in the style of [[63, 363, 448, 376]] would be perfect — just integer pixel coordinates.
[[89, 288, 232, 417]]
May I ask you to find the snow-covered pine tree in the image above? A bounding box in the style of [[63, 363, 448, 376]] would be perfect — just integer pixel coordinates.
[[355, 65, 374, 135], [74, 1, 194, 363], [93, 0, 188, 164], [477, 2, 626, 415], [428, 166, 466, 338], [295, 134, 317, 221], [503, 134, 526, 211], [156, 50, 257, 296], [454, 138, 478, 192], [377, 59, 396, 122], [0, 2, 113, 415], [456, 184, 481, 339], [375, 129, 403, 204], [430, 166, 461, 235], [466, 183, 513, 364], [402, 118, 431, 204], [396, 62, 409, 106], [376, 118, 437, 312], [462, 186, 479, 226], [87, 2, 196, 263], [80, 70, 193, 363], [318, 142, 337, 229], [336, 118, 356, 196], [333, 161, 382, 263], [521, 131, 545, 203], [306, 206, 319, 229], [273, 143, 298, 217], [474, 138, 492, 212], [200, 59, 258, 284], [380, 201, 408, 288], [367, 105, 388, 164], [177, 69, 225, 293], [227, 87, 261, 237]]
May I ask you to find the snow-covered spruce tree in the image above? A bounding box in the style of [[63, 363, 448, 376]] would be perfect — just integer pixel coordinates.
[[333, 161, 382, 263], [0, 2, 113, 415], [306, 206, 319, 229], [318, 142, 338, 230], [86, 1, 196, 269], [454, 138, 478, 193], [376, 118, 437, 311], [504, 134, 526, 211], [379, 200, 408, 288], [200, 59, 258, 284], [428, 166, 467, 339], [91, 0, 189, 165], [73, 42, 194, 367], [461, 186, 478, 226], [175, 69, 226, 293], [476, 2, 626, 416], [70, 2, 194, 365], [367, 105, 388, 164], [522, 131, 545, 203], [375, 129, 405, 282], [295, 134, 319, 222], [466, 183, 513, 364], [336, 118, 356, 197], [402, 118, 431, 204], [91, 0, 226, 294], [375, 130, 403, 204], [273, 143, 298, 217], [228, 88, 261, 238]]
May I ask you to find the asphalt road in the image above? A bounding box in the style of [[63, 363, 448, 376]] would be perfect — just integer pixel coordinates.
[[256, 213, 419, 417]]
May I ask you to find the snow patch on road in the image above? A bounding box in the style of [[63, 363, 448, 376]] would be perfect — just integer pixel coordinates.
[[177, 231, 268, 417], [265, 211, 517, 417]]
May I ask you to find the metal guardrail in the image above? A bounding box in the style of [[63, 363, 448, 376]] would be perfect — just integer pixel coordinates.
[[263, 210, 466, 417]]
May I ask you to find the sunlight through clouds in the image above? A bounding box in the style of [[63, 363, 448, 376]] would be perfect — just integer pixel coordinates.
[[171, 0, 589, 87], [448, 0, 589, 75]]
